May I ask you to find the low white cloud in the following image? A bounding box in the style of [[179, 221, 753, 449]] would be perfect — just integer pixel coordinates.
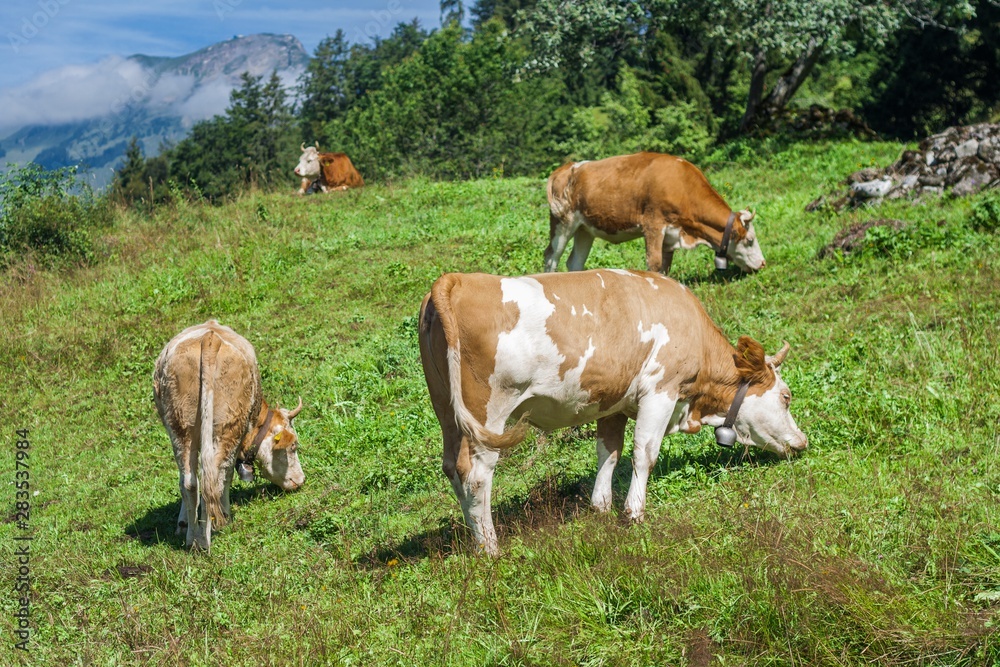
[[145, 73, 198, 109], [175, 78, 234, 127], [0, 56, 151, 131], [0, 56, 305, 137]]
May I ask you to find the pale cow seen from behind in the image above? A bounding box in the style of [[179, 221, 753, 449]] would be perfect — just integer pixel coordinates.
[[544, 152, 766, 275], [419, 269, 806, 555], [153, 320, 306, 551], [294, 142, 365, 195]]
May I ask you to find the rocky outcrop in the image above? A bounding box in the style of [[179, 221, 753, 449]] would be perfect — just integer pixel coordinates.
[[808, 123, 1000, 211]]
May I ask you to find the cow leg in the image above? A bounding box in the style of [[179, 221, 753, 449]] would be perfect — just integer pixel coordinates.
[[220, 460, 235, 527], [182, 448, 201, 548], [566, 228, 595, 272], [592, 414, 627, 512], [443, 430, 501, 555], [643, 226, 667, 273], [543, 213, 574, 272], [462, 443, 501, 555], [213, 430, 241, 530], [178, 469, 198, 542], [660, 251, 674, 275], [625, 395, 676, 522], [168, 423, 200, 544]]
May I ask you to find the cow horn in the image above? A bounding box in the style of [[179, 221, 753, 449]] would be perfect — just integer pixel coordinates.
[[300, 142, 305, 152], [767, 341, 790, 367], [287, 396, 303, 419], [314, 140, 319, 149]]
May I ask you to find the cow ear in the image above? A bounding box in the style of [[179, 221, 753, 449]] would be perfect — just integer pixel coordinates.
[[734, 336, 772, 385], [272, 426, 293, 450]]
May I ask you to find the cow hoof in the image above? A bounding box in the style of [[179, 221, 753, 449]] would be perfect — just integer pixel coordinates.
[[591, 502, 612, 513], [625, 510, 645, 524]]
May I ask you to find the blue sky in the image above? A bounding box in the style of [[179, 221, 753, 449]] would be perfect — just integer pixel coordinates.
[[0, 0, 443, 89]]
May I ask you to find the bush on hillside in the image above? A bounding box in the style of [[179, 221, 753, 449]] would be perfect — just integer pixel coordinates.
[[560, 68, 715, 162], [971, 188, 1000, 233], [0, 163, 111, 266]]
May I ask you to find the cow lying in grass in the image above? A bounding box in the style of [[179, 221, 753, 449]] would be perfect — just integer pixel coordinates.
[[419, 269, 806, 555], [294, 142, 364, 195], [544, 152, 766, 274], [153, 320, 306, 551]]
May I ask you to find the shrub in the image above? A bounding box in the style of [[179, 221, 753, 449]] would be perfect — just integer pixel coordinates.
[[560, 68, 716, 162], [0, 163, 112, 266], [860, 217, 974, 259], [971, 188, 1000, 234]]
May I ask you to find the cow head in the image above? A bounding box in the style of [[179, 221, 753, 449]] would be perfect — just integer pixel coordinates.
[[731, 337, 807, 458], [254, 398, 306, 490], [726, 210, 766, 272], [294, 141, 322, 179]]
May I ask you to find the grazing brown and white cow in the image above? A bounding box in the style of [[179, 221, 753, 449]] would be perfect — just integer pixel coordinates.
[[153, 320, 306, 551], [294, 142, 364, 194], [544, 152, 765, 275], [419, 269, 805, 555]]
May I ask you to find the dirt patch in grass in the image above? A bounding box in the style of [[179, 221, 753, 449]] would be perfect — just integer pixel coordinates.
[[105, 563, 153, 580]]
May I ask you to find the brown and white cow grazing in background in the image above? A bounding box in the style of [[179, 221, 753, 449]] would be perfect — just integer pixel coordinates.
[[544, 152, 765, 275], [153, 320, 305, 551], [419, 269, 805, 555], [294, 142, 364, 194]]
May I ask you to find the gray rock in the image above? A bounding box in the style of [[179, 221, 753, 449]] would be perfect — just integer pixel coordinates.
[[952, 162, 997, 196], [900, 174, 919, 190], [979, 137, 998, 162], [955, 139, 979, 159], [851, 178, 894, 199], [848, 167, 882, 184]]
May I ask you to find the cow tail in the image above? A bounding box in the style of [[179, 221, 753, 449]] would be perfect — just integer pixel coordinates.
[[430, 275, 529, 450], [198, 330, 227, 534]]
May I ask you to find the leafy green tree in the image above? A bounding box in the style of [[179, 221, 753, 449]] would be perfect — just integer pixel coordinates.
[[112, 137, 146, 201], [299, 21, 429, 148], [441, 0, 465, 25], [329, 20, 566, 180], [297, 30, 352, 139], [862, 0, 1000, 137], [658, 0, 977, 131], [516, 0, 643, 98], [167, 71, 297, 201], [517, 0, 982, 133], [470, 0, 539, 28], [561, 67, 714, 160]]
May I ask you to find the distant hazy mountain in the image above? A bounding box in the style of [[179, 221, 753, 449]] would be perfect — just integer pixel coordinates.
[[0, 33, 308, 187]]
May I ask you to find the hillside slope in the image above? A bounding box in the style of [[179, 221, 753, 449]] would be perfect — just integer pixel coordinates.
[[1, 141, 998, 665]]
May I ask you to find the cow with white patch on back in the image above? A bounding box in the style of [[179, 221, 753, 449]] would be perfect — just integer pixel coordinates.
[[153, 320, 306, 551], [419, 269, 806, 555], [544, 152, 765, 275], [294, 142, 365, 195]]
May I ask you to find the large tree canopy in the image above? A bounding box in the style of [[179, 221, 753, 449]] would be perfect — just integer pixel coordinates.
[[516, 0, 979, 132]]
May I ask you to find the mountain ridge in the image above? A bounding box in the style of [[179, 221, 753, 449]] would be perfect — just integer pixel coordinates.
[[0, 33, 309, 186]]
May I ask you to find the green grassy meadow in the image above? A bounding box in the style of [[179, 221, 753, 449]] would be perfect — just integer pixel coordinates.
[[2, 140, 999, 665]]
